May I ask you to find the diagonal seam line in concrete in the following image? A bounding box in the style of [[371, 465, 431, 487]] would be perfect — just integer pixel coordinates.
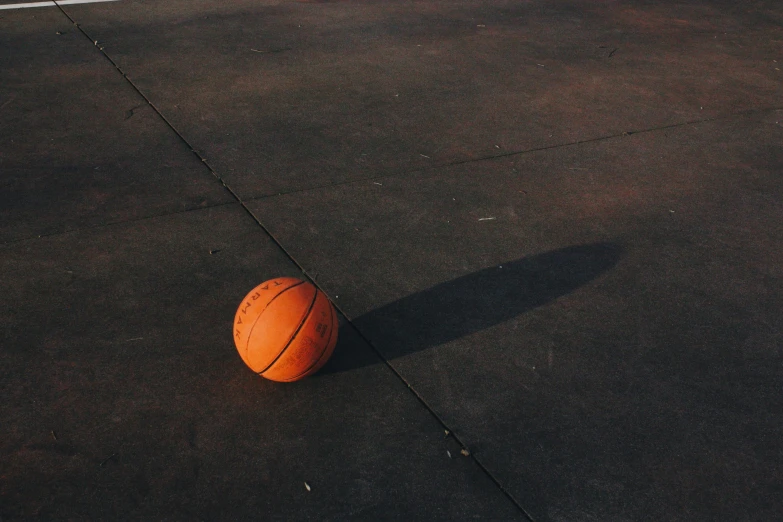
[[7, 102, 777, 247], [242, 105, 783, 202], [53, 7, 536, 518], [0, 201, 238, 247]]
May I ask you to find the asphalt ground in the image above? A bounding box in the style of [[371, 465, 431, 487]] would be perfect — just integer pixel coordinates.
[[1, 1, 782, 520]]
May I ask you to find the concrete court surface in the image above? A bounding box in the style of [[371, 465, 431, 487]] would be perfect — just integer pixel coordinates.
[[1, 0, 781, 520]]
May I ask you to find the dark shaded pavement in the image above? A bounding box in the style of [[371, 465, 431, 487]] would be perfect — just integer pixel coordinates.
[[2, 1, 781, 520]]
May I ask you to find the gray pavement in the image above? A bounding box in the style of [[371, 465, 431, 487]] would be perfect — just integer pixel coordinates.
[[1, 1, 782, 520]]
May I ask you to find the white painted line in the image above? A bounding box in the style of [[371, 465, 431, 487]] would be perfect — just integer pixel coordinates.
[[0, 1, 56, 8], [57, 0, 121, 5], [0, 0, 119, 9]]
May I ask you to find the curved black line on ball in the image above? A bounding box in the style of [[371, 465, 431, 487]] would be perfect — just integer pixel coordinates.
[[320, 242, 623, 375], [259, 286, 318, 375], [243, 279, 306, 361], [287, 292, 338, 381]]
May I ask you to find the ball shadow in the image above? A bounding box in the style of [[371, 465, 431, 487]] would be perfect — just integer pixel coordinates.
[[320, 242, 623, 374]]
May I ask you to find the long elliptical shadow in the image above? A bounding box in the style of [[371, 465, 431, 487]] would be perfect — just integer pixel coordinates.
[[322, 242, 622, 374]]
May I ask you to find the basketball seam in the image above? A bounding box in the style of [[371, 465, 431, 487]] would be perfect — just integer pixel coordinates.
[[258, 286, 319, 375], [283, 292, 336, 381], [243, 280, 307, 364]]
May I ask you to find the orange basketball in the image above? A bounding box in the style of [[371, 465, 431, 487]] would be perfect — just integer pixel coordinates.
[[233, 277, 338, 382]]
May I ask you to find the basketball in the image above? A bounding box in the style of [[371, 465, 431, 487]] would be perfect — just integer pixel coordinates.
[[233, 277, 338, 382]]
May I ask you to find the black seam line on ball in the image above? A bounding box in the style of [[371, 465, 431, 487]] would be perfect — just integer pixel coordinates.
[[256, 280, 307, 319], [286, 292, 336, 381], [259, 288, 319, 375], [244, 280, 307, 360]]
